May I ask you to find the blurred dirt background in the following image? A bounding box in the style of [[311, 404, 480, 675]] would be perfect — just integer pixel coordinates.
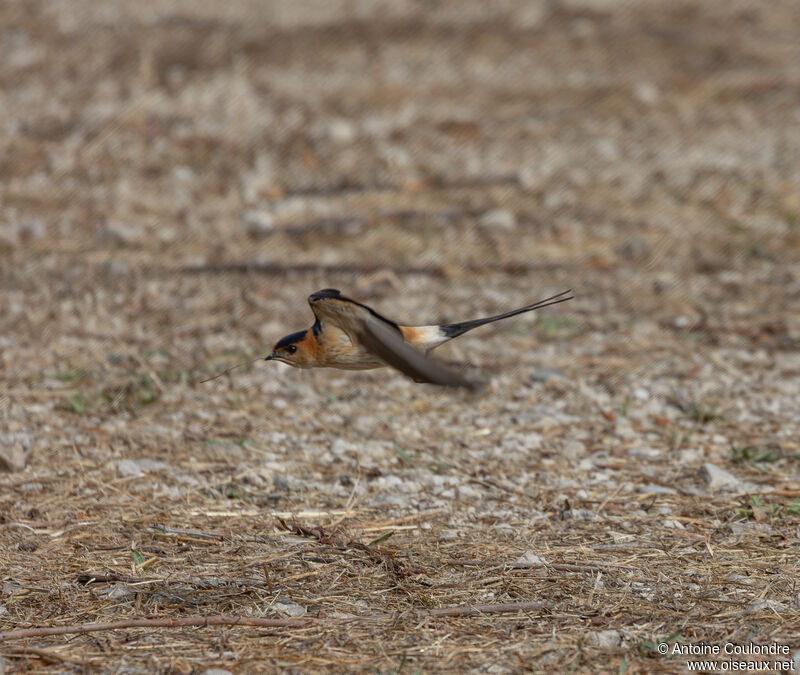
[[2, 0, 800, 672]]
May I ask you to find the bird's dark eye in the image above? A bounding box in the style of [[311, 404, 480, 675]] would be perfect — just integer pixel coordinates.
[[287, 345, 297, 354]]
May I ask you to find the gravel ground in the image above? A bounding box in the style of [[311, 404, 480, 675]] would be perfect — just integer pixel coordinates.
[[2, 1, 800, 672]]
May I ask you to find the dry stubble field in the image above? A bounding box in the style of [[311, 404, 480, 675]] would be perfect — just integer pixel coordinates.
[[2, 1, 800, 672]]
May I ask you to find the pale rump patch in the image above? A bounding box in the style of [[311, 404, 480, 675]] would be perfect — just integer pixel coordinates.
[[400, 325, 448, 353]]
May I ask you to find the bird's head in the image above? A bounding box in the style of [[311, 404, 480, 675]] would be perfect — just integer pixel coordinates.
[[265, 330, 314, 369]]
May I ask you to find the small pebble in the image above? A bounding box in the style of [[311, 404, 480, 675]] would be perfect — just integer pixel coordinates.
[[529, 367, 565, 383], [478, 209, 516, 230], [273, 600, 307, 617], [514, 551, 546, 568], [0, 432, 33, 472], [587, 629, 622, 648], [562, 440, 586, 461], [96, 221, 143, 246], [330, 438, 349, 455], [99, 584, 133, 600], [745, 598, 784, 613], [697, 463, 742, 492], [241, 210, 275, 237], [562, 509, 596, 521], [117, 458, 171, 477]]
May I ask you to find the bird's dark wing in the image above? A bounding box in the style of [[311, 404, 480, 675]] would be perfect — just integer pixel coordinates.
[[308, 289, 483, 390], [308, 288, 401, 330]]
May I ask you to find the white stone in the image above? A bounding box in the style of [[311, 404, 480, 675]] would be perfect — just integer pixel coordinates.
[[0, 432, 33, 472], [697, 463, 742, 492], [745, 598, 784, 613], [587, 629, 622, 648], [273, 600, 307, 617], [514, 551, 546, 568], [241, 209, 275, 237], [562, 440, 586, 461], [478, 209, 516, 230], [117, 458, 171, 477], [563, 509, 596, 521]]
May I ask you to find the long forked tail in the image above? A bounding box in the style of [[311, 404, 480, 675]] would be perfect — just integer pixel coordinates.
[[439, 289, 574, 339]]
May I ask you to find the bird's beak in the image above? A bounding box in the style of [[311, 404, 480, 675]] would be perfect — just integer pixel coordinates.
[[264, 353, 274, 361]]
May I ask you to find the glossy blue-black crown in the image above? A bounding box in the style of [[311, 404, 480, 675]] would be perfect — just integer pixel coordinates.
[[309, 288, 341, 301], [274, 330, 307, 349]]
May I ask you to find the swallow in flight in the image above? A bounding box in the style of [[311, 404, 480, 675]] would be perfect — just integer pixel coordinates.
[[263, 288, 573, 389]]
